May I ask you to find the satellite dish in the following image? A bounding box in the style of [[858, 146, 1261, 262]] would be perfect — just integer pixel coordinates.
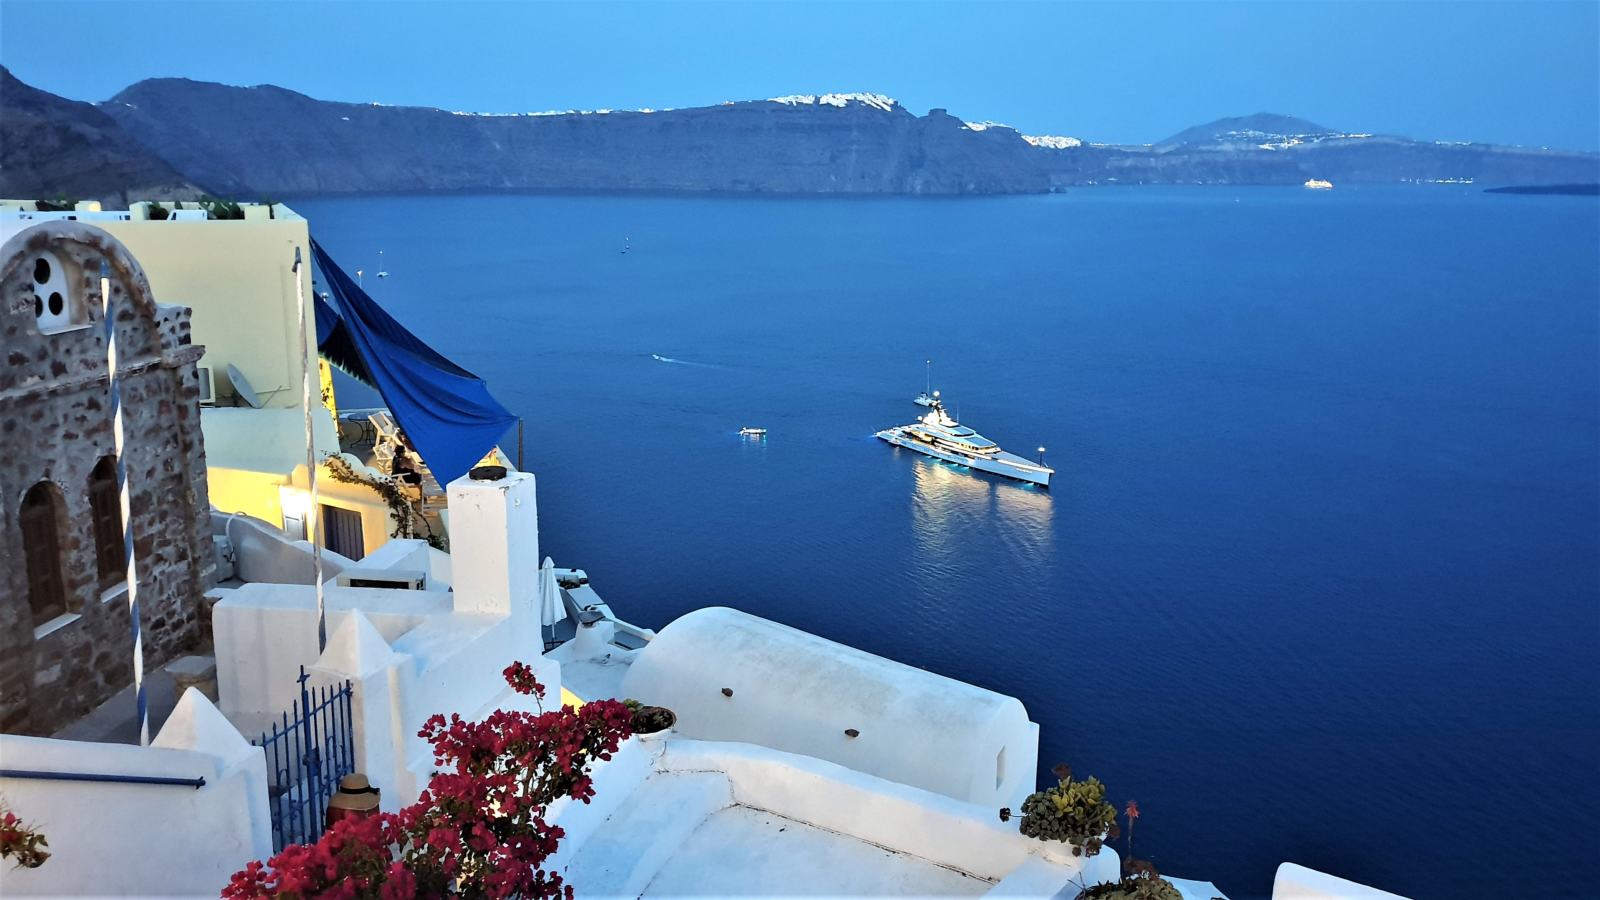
[[226, 364, 262, 409]]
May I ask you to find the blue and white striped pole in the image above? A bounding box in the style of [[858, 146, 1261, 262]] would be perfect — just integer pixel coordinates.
[[293, 248, 327, 652], [101, 262, 148, 746]]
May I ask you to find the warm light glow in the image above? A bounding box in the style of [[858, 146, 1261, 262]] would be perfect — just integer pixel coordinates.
[[279, 487, 311, 519]]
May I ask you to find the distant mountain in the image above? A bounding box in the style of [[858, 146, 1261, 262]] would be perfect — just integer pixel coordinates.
[[0, 67, 203, 205], [3, 71, 1596, 200], [1155, 113, 1338, 151], [1030, 113, 1600, 189]]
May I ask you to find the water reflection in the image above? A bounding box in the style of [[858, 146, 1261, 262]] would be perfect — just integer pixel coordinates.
[[907, 457, 1056, 593]]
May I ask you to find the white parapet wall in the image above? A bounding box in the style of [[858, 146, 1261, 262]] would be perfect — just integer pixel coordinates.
[[0, 690, 272, 897], [1274, 863, 1413, 900], [546, 735, 1117, 898], [619, 607, 1040, 809], [213, 582, 452, 720]]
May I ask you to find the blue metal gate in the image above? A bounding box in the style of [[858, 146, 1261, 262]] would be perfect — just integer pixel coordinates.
[[252, 667, 355, 852]]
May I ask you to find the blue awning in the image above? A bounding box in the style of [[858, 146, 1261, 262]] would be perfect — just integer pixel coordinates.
[[311, 239, 517, 486]]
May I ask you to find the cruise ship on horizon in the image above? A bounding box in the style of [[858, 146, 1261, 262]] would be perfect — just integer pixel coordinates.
[[877, 395, 1053, 487]]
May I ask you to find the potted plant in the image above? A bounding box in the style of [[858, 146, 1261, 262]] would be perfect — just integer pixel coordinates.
[[1076, 860, 1183, 900], [624, 698, 676, 735], [1001, 763, 1119, 858]]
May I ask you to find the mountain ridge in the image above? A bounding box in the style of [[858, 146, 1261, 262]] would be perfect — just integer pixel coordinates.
[[5, 70, 1597, 201], [0, 67, 205, 204]]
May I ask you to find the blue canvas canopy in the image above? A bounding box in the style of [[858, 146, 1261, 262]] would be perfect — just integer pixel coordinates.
[[311, 239, 517, 486]]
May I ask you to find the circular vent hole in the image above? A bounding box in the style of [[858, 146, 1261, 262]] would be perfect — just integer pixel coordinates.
[[48, 292, 64, 315], [33, 258, 50, 284], [35, 295, 44, 317]]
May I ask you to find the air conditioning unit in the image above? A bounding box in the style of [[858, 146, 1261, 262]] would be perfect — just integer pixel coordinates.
[[196, 366, 217, 406], [336, 568, 427, 591]]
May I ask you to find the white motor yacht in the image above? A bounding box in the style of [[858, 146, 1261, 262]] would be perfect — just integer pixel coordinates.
[[876, 397, 1053, 487]]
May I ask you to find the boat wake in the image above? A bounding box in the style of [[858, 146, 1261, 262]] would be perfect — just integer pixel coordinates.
[[651, 353, 719, 368]]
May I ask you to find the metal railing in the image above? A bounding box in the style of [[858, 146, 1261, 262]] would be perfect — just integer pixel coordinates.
[[252, 667, 355, 852], [0, 769, 205, 789]]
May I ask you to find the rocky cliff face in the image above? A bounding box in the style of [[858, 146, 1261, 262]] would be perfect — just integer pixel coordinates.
[[6, 69, 1596, 199], [0, 67, 203, 205], [100, 82, 1051, 196]]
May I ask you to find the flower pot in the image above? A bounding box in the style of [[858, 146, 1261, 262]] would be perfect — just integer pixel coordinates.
[[631, 705, 676, 735]]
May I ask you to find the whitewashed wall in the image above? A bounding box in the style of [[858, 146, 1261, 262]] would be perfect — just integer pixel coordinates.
[[0, 691, 271, 897], [620, 607, 1040, 808]]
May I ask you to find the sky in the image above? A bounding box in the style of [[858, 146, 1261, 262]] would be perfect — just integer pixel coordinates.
[[2, 0, 1597, 150]]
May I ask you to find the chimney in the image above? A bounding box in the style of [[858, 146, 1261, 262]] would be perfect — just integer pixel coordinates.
[[445, 466, 539, 617]]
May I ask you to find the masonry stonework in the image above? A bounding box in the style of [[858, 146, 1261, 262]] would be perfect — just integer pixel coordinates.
[[0, 221, 215, 735]]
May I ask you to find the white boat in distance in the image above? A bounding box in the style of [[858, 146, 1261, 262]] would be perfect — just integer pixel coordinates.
[[877, 397, 1052, 487], [739, 427, 767, 436], [914, 391, 937, 407]]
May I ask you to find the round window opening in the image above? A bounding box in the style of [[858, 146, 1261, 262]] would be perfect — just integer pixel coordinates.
[[29, 249, 84, 334]]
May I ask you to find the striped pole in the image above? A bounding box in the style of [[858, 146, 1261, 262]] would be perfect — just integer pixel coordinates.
[[101, 262, 148, 746], [293, 248, 327, 651]]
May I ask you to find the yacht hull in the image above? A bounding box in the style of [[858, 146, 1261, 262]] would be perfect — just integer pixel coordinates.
[[877, 428, 1052, 487]]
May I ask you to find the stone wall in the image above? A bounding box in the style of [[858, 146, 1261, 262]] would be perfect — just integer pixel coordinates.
[[0, 221, 215, 735]]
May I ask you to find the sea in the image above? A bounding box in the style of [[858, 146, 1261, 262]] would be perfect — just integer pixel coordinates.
[[293, 187, 1600, 900]]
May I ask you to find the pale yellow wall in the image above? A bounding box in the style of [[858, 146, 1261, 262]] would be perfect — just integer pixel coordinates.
[[288, 462, 397, 560], [208, 466, 291, 525], [93, 207, 316, 413]]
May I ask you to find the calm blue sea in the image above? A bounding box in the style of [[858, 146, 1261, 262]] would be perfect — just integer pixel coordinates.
[[293, 187, 1600, 900]]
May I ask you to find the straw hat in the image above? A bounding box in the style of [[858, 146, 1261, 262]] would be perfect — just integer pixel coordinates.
[[328, 773, 381, 812]]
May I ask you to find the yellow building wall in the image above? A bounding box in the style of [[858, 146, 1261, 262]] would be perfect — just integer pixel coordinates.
[[287, 463, 397, 560], [93, 207, 316, 412]]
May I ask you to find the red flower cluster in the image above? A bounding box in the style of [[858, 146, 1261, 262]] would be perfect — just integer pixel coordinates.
[[224, 664, 633, 899], [1, 806, 50, 870]]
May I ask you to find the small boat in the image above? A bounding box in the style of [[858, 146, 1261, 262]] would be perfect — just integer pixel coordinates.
[[1304, 178, 1333, 190], [376, 250, 389, 277], [914, 360, 938, 406], [877, 396, 1052, 487], [739, 427, 767, 437]]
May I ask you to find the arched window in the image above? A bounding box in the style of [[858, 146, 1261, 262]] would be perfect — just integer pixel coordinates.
[[89, 457, 126, 589], [20, 482, 68, 627]]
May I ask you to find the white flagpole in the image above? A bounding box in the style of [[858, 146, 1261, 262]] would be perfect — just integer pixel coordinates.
[[101, 262, 148, 746], [293, 247, 327, 651]]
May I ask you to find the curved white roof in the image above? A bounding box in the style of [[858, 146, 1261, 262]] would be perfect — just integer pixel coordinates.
[[619, 607, 1037, 806]]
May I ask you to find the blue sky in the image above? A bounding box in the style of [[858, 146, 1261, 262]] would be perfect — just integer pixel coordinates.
[[3, 0, 1597, 150]]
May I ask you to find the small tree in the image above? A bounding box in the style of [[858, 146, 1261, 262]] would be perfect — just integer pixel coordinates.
[[224, 662, 633, 899], [1001, 763, 1119, 858]]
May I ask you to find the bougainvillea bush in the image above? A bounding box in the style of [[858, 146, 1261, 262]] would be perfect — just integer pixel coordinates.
[[224, 662, 633, 900], [1, 805, 50, 870]]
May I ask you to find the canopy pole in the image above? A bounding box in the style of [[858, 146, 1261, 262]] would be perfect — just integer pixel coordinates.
[[517, 418, 525, 471], [294, 248, 327, 652], [101, 263, 148, 747]]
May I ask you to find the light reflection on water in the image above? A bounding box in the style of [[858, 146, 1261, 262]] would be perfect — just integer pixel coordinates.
[[907, 457, 1055, 598]]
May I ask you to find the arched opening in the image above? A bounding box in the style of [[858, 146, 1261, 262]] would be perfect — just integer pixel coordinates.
[[89, 456, 126, 589], [20, 482, 69, 627]]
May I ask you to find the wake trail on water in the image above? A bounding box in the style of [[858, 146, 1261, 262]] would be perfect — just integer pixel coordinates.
[[651, 353, 723, 368]]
